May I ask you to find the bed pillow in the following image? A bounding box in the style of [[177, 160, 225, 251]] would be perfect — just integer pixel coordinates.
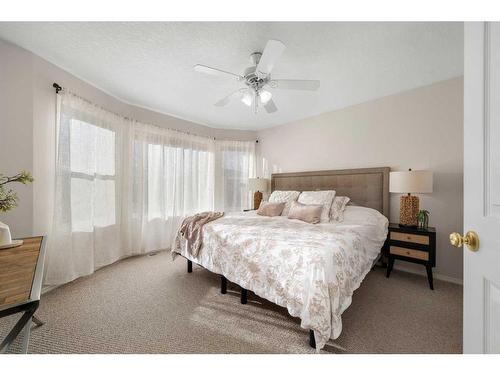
[[287, 201, 323, 224], [330, 196, 351, 222], [342, 206, 388, 226], [268, 190, 300, 216], [257, 202, 285, 217], [297, 190, 336, 223]]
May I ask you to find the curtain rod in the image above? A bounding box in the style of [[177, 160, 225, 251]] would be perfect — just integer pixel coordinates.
[[52, 82, 258, 143], [53, 82, 62, 94]]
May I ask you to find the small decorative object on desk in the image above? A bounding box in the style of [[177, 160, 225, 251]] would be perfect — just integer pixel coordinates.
[[0, 171, 33, 249], [418, 209, 430, 229], [0, 222, 23, 249]]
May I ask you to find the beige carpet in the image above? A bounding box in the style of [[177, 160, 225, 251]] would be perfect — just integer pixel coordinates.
[[1, 251, 462, 354]]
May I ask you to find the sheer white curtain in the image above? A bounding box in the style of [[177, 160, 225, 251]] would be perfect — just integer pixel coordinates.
[[45, 93, 131, 285], [127, 123, 215, 253], [45, 92, 255, 286], [215, 140, 256, 211]]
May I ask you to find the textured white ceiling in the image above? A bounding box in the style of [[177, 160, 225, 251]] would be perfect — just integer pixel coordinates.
[[0, 22, 463, 130]]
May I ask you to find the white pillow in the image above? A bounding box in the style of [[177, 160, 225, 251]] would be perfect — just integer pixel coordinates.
[[330, 196, 351, 222], [268, 190, 300, 216], [297, 190, 336, 223], [342, 206, 386, 225]]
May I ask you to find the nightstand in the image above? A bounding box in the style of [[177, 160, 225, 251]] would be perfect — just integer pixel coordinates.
[[385, 223, 436, 290]]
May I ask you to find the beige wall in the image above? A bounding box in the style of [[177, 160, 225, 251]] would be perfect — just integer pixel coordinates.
[[0, 40, 34, 237], [257, 77, 464, 281], [0, 38, 255, 238], [1, 38, 464, 281]]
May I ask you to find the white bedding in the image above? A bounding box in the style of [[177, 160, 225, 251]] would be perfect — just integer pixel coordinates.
[[172, 206, 388, 350]]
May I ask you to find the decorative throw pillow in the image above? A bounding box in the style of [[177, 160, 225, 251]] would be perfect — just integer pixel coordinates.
[[330, 196, 351, 222], [268, 190, 300, 216], [297, 190, 336, 223], [257, 202, 286, 217], [287, 201, 323, 224]]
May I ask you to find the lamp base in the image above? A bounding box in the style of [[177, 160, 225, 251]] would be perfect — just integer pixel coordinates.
[[399, 195, 419, 227], [253, 191, 263, 210]]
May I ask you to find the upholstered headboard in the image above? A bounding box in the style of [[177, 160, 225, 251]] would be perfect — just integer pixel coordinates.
[[271, 167, 390, 218]]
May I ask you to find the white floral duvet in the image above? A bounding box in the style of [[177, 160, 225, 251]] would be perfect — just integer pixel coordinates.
[[172, 209, 388, 350]]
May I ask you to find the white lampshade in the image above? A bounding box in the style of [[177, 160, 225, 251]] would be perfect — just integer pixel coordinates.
[[390, 170, 433, 194], [248, 178, 268, 192]]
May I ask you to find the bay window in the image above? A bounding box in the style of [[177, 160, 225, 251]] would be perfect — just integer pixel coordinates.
[[46, 91, 255, 286]]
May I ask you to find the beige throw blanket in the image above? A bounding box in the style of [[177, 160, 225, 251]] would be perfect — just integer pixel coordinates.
[[176, 211, 224, 257]]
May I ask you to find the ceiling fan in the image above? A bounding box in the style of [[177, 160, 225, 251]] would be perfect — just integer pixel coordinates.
[[194, 39, 320, 114]]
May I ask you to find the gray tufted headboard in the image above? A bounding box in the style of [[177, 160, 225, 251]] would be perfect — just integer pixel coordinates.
[[271, 167, 390, 218]]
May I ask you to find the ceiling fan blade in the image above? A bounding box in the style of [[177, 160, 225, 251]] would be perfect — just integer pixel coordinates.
[[214, 89, 244, 107], [269, 79, 320, 91], [256, 40, 286, 79], [264, 98, 278, 113], [194, 64, 243, 81]]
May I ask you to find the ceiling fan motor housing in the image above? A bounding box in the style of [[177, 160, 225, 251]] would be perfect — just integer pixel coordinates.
[[244, 65, 268, 90]]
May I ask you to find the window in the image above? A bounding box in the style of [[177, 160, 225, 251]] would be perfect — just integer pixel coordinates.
[[215, 140, 255, 212], [48, 90, 257, 285], [146, 143, 214, 221], [69, 119, 116, 232], [221, 149, 252, 211]]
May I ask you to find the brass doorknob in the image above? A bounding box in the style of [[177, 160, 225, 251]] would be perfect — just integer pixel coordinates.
[[449, 231, 480, 251]]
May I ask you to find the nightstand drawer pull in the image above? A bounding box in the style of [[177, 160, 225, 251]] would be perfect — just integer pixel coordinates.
[[389, 246, 429, 261], [390, 232, 429, 245]]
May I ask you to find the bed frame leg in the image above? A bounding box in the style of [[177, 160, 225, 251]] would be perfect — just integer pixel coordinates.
[[221, 276, 227, 294], [187, 260, 193, 273], [240, 288, 248, 304], [309, 330, 316, 349]]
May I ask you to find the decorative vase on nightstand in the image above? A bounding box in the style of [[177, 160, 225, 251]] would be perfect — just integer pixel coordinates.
[[418, 210, 430, 229]]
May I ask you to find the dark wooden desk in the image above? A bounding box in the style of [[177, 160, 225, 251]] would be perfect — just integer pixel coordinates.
[[0, 236, 46, 354]]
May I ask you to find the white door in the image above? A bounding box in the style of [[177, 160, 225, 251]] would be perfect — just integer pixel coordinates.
[[462, 22, 500, 353]]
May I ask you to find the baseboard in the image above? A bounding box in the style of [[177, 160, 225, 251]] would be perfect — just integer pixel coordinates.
[[392, 264, 463, 285]]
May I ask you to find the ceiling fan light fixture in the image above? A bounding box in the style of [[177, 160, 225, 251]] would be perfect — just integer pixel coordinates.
[[241, 92, 253, 107], [196, 39, 320, 114], [259, 90, 272, 104]]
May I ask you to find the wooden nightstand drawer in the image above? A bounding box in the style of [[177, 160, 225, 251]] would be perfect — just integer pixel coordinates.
[[389, 246, 429, 261], [390, 231, 429, 245]]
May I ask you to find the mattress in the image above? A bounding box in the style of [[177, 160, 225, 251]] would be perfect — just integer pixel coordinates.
[[172, 206, 388, 350]]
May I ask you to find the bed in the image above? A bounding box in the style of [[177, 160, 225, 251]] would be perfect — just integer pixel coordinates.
[[172, 167, 390, 351]]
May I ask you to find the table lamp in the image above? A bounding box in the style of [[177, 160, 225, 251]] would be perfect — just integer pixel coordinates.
[[248, 178, 269, 210], [390, 169, 433, 227]]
